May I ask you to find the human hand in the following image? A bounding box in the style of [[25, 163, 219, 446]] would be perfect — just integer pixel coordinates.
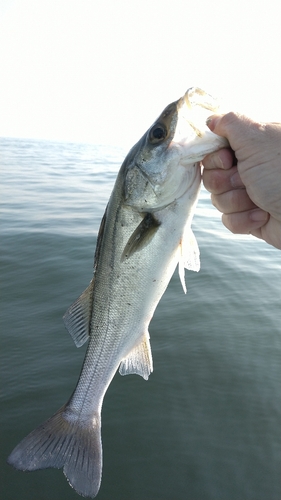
[[202, 112, 281, 249]]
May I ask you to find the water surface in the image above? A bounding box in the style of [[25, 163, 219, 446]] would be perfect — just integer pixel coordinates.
[[1, 137, 280, 500]]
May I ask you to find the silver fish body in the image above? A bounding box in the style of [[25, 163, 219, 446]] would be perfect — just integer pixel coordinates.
[[8, 87, 228, 497]]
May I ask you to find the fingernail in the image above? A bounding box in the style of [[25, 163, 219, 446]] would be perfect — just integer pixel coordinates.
[[249, 209, 269, 222], [206, 115, 217, 132]]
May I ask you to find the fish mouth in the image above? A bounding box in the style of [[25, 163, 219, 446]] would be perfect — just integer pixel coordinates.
[[183, 87, 221, 113], [170, 87, 228, 162]]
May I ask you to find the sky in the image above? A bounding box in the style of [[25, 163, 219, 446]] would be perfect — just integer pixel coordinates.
[[0, 0, 280, 147]]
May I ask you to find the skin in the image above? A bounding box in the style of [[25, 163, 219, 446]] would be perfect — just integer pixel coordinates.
[[202, 112, 281, 250]]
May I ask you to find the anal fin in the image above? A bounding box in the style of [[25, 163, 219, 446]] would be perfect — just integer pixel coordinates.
[[119, 331, 153, 381]]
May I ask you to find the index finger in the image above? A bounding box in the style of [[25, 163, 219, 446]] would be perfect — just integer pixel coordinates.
[[202, 148, 235, 170]]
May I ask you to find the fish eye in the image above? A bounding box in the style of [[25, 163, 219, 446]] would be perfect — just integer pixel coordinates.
[[149, 124, 167, 144]]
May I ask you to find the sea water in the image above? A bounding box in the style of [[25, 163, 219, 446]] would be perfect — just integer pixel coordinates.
[[1, 137, 280, 500]]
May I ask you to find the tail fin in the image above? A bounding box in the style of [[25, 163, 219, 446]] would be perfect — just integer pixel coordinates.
[[7, 405, 102, 498]]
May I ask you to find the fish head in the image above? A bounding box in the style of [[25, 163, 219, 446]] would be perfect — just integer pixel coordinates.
[[123, 87, 228, 211]]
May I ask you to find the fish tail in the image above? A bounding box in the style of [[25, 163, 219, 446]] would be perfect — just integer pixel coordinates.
[[7, 405, 102, 498]]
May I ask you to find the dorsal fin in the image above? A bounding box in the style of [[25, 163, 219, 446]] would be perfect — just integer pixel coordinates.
[[63, 279, 94, 347], [119, 330, 153, 380], [63, 206, 108, 347], [121, 212, 160, 261], [93, 206, 108, 272], [178, 227, 200, 294]]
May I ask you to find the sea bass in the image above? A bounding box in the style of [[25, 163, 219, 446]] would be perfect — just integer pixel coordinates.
[[8, 87, 228, 497]]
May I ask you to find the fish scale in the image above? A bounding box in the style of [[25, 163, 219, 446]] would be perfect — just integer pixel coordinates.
[[8, 87, 228, 497]]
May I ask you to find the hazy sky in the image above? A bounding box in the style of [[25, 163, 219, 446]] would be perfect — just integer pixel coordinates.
[[0, 0, 280, 146]]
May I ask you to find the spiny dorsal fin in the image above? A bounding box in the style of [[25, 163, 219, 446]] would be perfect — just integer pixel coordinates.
[[93, 206, 107, 273], [121, 212, 160, 261], [178, 227, 200, 294], [63, 279, 94, 347], [119, 330, 153, 380]]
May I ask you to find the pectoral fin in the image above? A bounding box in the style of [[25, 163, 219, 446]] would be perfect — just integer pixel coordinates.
[[119, 331, 153, 380], [121, 213, 160, 261], [63, 280, 94, 347], [178, 228, 200, 294]]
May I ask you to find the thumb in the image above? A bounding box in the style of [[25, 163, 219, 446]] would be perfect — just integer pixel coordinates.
[[206, 112, 254, 151], [206, 114, 225, 134]]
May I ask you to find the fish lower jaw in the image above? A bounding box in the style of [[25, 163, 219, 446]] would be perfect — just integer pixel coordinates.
[[172, 132, 228, 164]]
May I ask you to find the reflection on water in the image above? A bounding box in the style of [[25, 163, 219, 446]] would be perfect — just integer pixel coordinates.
[[1, 137, 280, 500]]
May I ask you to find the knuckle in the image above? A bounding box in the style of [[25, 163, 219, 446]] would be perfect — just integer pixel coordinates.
[[220, 111, 240, 130], [204, 170, 223, 193], [222, 213, 239, 233]]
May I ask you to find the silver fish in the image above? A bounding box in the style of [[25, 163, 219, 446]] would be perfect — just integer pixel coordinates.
[[8, 87, 228, 497]]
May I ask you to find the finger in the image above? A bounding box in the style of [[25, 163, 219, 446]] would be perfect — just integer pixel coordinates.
[[203, 165, 240, 195], [211, 188, 257, 214], [206, 112, 256, 152], [222, 209, 269, 234], [251, 217, 281, 250], [202, 148, 234, 170]]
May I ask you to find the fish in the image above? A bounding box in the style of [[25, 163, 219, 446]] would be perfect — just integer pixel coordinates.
[[8, 87, 228, 497]]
